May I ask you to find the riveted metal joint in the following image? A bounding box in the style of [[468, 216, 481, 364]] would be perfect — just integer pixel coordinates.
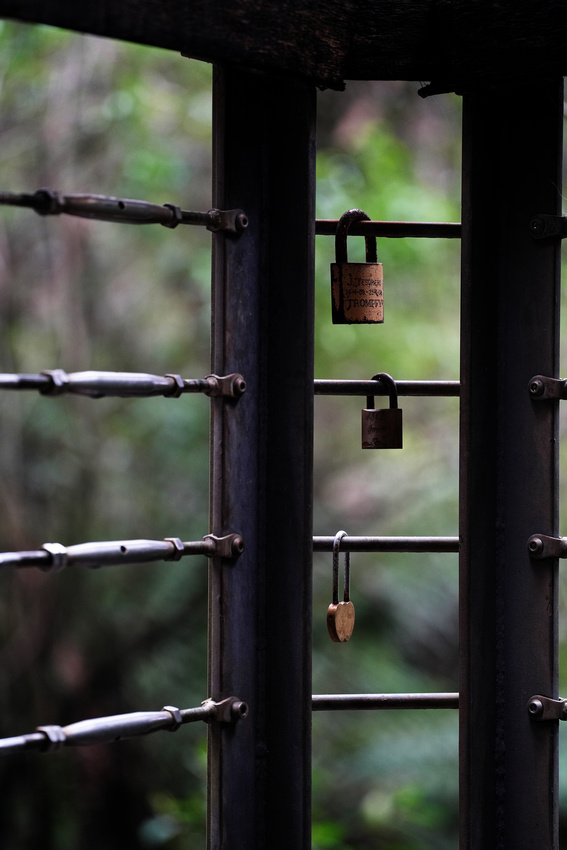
[[203, 533, 245, 560], [527, 695, 567, 721], [528, 375, 567, 400], [527, 534, 567, 559], [201, 696, 249, 724], [529, 214, 567, 240], [205, 373, 247, 399], [206, 208, 248, 235]]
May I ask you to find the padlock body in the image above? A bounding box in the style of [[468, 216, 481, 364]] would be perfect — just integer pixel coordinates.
[[327, 600, 355, 642], [330, 262, 383, 324], [362, 408, 403, 449]]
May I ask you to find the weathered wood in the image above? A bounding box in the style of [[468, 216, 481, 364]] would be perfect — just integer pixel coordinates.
[[0, 0, 566, 89]]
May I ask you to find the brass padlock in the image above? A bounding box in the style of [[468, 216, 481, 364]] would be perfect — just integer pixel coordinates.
[[362, 372, 403, 449], [327, 530, 355, 642], [330, 208, 383, 324]]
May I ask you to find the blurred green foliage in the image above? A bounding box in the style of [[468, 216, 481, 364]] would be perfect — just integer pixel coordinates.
[[0, 17, 564, 850], [0, 21, 213, 848]]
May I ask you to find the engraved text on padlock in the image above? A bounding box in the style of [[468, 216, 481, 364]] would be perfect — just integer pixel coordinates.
[[331, 209, 384, 325]]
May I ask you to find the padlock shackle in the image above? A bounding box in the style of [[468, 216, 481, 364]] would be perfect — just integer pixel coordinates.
[[366, 372, 399, 410], [332, 530, 350, 604], [335, 209, 378, 265]]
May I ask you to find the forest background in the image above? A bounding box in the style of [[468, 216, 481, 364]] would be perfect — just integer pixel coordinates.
[[0, 19, 565, 850]]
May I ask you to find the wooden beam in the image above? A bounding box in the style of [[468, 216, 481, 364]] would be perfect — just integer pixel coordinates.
[[1, 0, 567, 89]]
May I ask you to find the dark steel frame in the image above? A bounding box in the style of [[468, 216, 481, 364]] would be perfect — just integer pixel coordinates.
[[207, 73, 566, 848], [208, 66, 316, 849], [459, 81, 563, 848], [208, 72, 566, 848], [0, 17, 562, 850]]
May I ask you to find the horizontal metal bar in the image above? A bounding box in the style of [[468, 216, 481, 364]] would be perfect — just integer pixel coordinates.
[[0, 732, 46, 754], [0, 533, 245, 571], [0, 190, 248, 234], [315, 219, 461, 239], [0, 371, 246, 400], [0, 549, 53, 568], [312, 693, 459, 710], [313, 536, 459, 553], [314, 379, 459, 397], [0, 373, 51, 390], [0, 697, 249, 755]]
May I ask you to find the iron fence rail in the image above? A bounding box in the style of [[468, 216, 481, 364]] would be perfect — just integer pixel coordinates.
[[0, 698, 249, 755], [312, 693, 459, 710], [0, 373, 456, 399], [0, 534, 244, 571], [314, 379, 459, 397], [0, 370, 246, 399], [315, 220, 461, 238], [0, 692, 457, 757], [313, 536, 459, 553], [0, 189, 248, 234]]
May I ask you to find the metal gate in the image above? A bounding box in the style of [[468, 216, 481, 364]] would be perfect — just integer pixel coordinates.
[[0, 15, 563, 850]]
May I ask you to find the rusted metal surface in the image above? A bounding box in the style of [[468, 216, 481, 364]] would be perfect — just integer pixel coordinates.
[[459, 81, 562, 848]]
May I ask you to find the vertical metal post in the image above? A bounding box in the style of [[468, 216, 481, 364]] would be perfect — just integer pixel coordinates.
[[460, 82, 563, 847], [208, 67, 315, 849]]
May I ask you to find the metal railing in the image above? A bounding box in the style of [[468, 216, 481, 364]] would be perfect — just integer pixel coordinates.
[[0, 533, 244, 571]]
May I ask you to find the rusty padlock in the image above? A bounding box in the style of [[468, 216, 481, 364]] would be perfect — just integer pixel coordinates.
[[327, 530, 355, 642], [362, 372, 403, 449], [330, 209, 384, 324]]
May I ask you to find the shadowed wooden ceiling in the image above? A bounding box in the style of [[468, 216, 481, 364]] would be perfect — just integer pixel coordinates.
[[0, 0, 564, 90]]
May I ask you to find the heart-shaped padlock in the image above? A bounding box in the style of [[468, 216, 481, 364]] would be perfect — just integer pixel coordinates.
[[327, 530, 355, 642]]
